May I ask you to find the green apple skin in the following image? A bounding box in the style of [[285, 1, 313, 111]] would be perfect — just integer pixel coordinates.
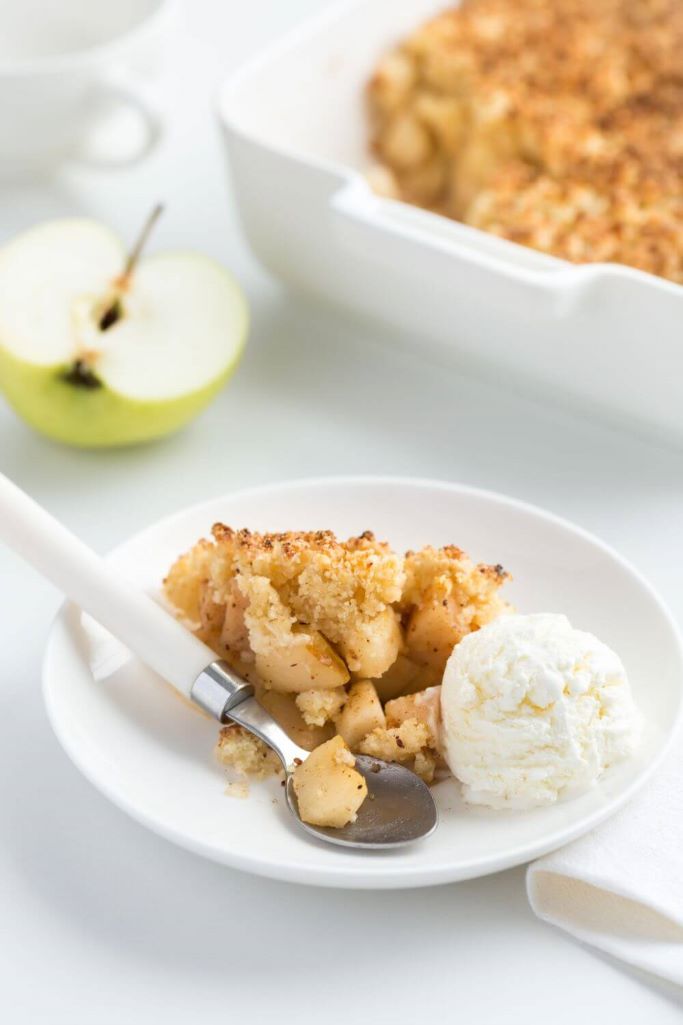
[[0, 336, 246, 448], [0, 220, 249, 448]]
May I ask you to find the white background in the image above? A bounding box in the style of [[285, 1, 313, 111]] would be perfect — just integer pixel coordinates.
[[1, 1, 682, 1020]]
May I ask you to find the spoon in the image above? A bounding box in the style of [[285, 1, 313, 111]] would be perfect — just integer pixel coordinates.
[[0, 472, 437, 849]]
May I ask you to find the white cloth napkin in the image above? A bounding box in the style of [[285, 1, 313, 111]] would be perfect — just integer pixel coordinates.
[[527, 736, 683, 985]]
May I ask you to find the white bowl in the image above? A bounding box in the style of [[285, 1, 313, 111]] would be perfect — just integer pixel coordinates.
[[43, 477, 683, 888], [217, 0, 683, 444]]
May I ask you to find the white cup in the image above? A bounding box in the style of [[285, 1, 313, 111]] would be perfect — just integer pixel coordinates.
[[0, 0, 173, 172]]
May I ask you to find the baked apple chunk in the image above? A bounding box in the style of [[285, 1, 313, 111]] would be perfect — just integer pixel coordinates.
[[292, 736, 368, 828], [164, 525, 510, 826], [401, 546, 509, 677]]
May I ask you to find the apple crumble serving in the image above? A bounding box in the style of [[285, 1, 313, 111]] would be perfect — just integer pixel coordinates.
[[164, 525, 510, 824], [367, 0, 683, 283]]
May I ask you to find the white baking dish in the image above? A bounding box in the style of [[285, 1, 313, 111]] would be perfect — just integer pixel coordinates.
[[217, 0, 683, 442]]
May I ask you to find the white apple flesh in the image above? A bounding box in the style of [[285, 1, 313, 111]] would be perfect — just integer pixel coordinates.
[[0, 219, 248, 447]]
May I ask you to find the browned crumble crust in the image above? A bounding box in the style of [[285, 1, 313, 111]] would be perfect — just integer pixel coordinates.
[[367, 0, 683, 283], [164, 526, 511, 786]]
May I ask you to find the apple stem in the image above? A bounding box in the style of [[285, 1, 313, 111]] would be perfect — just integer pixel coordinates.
[[98, 203, 164, 332], [120, 202, 165, 284]]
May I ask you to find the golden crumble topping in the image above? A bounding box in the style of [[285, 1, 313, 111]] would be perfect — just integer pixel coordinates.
[[213, 525, 403, 630], [368, 0, 683, 283], [164, 525, 510, 811], [402, 544, 508, 607]]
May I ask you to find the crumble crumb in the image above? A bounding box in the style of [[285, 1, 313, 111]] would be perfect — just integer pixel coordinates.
[[295, 687, 347, 726], [215, 724, 282, 779], [224, 779, 250, 800], [359, 717, 432, 762]]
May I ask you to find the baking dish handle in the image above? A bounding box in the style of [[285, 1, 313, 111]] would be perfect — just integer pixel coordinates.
[[330, 179, 593, 318]]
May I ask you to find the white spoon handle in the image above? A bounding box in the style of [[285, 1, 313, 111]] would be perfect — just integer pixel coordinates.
[[0, 471, 215, 697]]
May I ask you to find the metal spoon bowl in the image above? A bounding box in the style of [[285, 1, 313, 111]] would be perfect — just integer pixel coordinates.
[[287, 756, 438, 848], [193, 663, 439, 849]]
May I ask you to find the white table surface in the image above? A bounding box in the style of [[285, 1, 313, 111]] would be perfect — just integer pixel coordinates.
[[1, 1, 683, 1021]]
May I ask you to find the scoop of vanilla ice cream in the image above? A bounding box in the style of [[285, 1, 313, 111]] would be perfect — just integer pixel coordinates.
[[441, 614, 640, 810]]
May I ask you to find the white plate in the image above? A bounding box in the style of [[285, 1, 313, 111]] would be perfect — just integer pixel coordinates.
[[43, 477, 683, 888]]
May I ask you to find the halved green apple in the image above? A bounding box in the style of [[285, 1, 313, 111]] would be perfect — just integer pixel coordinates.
[[0, 219, 248, 447]]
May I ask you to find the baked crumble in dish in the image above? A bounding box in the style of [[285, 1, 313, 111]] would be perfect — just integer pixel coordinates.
[[164, 525, 510, 826], [367, 0, 683, 283]]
